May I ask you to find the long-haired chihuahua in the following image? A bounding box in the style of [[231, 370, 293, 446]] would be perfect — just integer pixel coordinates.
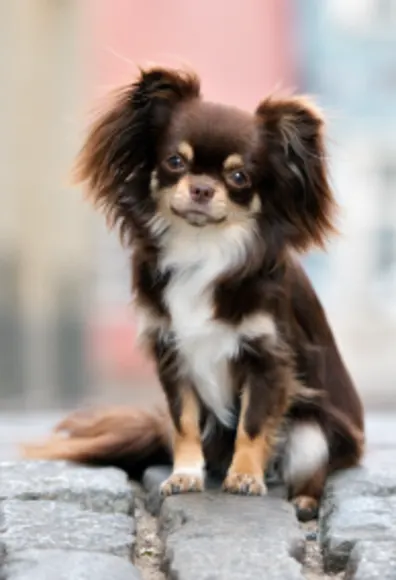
[[24, 67, 364, 521]]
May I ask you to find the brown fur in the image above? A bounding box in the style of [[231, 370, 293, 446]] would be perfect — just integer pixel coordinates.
[[223, 389, 281, 495], [23, 67, 365, 519]]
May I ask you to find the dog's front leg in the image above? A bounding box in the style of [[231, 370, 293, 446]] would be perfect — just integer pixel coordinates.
[[160, 385, 205, 495], [153, 335, 205, 495], [223, 340, 294, 496]]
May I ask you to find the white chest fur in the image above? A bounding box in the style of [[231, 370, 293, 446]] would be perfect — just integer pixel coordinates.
[[157, 225, 277, 428], [165, 265, 238, 427]]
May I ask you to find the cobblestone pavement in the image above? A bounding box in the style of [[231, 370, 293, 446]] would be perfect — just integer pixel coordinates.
[[0, 414, 395, 578], [0, 461, 140, 579]]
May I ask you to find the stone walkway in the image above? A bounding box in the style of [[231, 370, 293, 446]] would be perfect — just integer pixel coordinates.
[[0, 414, 395, 578], [321, 447, 396, 579], [0, 461, 139, 579]]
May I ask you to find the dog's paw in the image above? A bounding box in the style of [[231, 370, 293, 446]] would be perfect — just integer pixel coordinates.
[[160, 472, 204, 496], [222, 472, 267, 496], [292, 495, 319, 522]]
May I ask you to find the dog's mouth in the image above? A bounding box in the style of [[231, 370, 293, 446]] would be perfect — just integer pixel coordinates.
[[170, 206, 226, 227]]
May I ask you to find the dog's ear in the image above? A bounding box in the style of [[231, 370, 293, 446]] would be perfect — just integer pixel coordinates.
[[73, 67, 200, 223], [255, 97, 337, 251]]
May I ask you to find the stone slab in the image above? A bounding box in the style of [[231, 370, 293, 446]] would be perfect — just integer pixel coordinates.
[[143, 465, 287, 516], [0, 461, 133, 514], [3, 549, 141, 580], [320, 449, 396, 573], [159, 491, 305, 579], [324, 450, 396, 500], [1, 500, 135, 558], [345, 540, 396, 580], [321, 494, 396, 572]]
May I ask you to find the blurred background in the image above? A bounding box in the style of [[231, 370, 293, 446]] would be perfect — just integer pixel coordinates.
[[1, 1, 395, 452]]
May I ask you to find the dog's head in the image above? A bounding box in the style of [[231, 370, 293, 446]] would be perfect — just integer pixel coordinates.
[[75, 67, 336, 255]]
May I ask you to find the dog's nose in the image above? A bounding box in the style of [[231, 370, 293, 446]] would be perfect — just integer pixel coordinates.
[[189, 183, 215, 203]]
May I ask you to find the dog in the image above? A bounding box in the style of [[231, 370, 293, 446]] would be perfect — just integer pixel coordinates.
[[23, 66, 365, 521]]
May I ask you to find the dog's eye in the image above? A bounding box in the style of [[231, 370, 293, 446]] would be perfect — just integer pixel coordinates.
[[164, 154, 186, 172], [228, 169, 251, 188]]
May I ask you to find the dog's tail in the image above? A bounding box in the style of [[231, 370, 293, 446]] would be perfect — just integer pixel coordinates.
[[21, 406, 173, 479]]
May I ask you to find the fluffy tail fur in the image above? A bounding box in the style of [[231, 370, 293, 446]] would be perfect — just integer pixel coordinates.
[[22, 406, 173, 479]]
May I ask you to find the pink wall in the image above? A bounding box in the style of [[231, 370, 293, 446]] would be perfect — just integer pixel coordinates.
[[84, 0, 295, 109]]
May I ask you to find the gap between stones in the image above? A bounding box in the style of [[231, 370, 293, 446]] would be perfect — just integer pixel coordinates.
[[300, 521, 344, 580], [132, 483, 166, 580]]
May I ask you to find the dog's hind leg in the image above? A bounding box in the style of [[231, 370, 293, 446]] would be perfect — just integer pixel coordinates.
[[283, 419, 329, 521], [283, 408, 364, 521]]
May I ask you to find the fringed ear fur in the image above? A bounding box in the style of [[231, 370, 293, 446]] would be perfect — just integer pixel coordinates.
[[73, 67, 201, 231], [255, 96, 337, 252]]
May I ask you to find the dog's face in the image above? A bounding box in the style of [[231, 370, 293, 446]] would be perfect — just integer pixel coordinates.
[[152, 101, 262, 230], [75, 67, 336, 254]]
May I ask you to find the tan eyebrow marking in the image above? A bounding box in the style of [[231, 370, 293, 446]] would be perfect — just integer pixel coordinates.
[[177, 141, 194, 162], [223, 153, 244, 171]]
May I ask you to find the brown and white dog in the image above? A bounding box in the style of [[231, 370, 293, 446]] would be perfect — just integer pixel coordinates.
[[24, 67, 365, 521]]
